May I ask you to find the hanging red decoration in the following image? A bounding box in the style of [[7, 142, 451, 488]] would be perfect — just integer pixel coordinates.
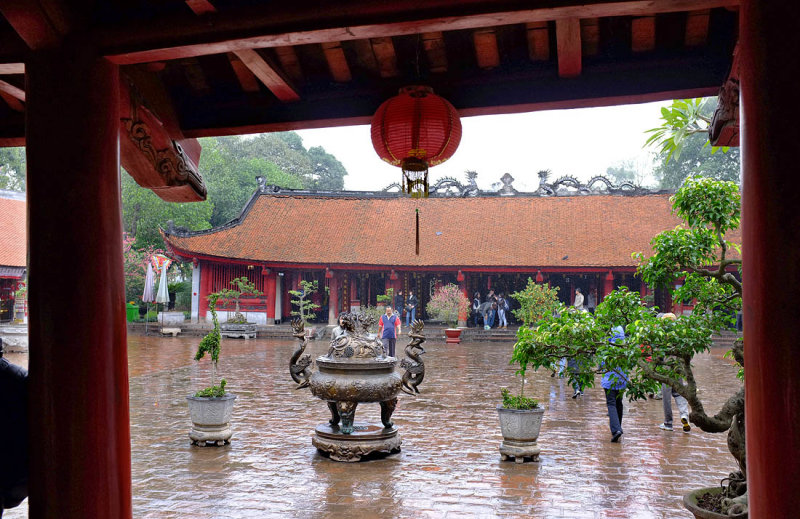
[[371, 85, 462, 198], [456, 270, 465, 282]]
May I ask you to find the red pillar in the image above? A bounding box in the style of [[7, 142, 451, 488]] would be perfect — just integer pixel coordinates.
[[741, 2, 800, 515], [602, 270, 614, 300], [264, 271, 277, 324], [199, 261, 213, 320], [26, 46, 131, 518], [282, 272, 291, 319], [457, 272, 468, 327], [328, 274, 339, 325]]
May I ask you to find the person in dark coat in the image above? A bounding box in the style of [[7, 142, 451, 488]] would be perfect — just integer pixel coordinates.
[[0, 339, 28, 514]]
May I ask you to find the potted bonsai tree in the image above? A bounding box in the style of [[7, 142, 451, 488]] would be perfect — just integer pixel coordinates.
[[219, 276, 262, 338], [515, 178, 747, 517], [426, 283, 470, 344], [496, 278, 559, 463], [289, 279, 321, 324], [187, 292, 237, 446]]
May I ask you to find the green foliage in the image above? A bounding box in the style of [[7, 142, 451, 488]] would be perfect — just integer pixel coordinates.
[[510, 278, 561, 327], [194, 379, 227, 398], [307, 146, 348, 190], [426, 283, 470, 327], [195, 293, 226, 394], [290, 279, 321, 323], [376, 288, 394, 305], [217, 276, 262, 322], [122, 235, 168, 303], [0, 147, 25, 191], [500, 388, 539, 410]]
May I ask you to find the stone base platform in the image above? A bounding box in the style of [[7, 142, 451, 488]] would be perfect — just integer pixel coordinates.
[[312, 422, 401, 462], [499, 439, 541, 463]]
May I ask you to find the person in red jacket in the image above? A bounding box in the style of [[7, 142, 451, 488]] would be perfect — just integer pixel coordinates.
[[378, 305, 401, 357]]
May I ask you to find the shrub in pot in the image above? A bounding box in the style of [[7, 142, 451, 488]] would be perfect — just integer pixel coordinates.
[[187, 293, 236, 446], [426, 284, 470, 343], [498, 337, 543, 463]]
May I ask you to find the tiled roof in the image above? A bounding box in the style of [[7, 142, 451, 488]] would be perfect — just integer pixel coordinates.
[[164, 193, 737, 269], [0, 195, 26, 269]]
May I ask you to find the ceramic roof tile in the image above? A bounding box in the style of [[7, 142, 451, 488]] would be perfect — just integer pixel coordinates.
[[0, 196, 26, 268]]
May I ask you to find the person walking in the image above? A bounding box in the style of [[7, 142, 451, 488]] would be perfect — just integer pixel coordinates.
[[405, 291, 418, 325], [394, 290, 404, 320], [472, 292, 481, 327], [587, 289, 597, 314], [659, 383, 692, 432], [602, 325, 628, 443], [485, 290, 497, 328], [573, 287, 585, 311], [378, 305, 401, 357], [497, 293, 509, 328]]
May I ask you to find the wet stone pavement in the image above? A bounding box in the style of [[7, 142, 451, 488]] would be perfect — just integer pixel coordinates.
[[5, 333, 741, 518]]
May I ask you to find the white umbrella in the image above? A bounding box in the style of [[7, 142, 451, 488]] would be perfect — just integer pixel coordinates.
[[142, 262, 156, 334], [155, 264, 170, 329]]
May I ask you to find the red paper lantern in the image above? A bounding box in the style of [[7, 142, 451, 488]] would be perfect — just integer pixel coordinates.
[[371, 86, 462, 197]]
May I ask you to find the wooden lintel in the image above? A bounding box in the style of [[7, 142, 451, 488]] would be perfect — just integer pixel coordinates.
[[526, 22, 550, 61], [631, 15, 656, 52], [233, 48, 300, 102], [473, 28, 500, 69], [321, 42, 352, 83], [685, 9, 711, 47], [422, 32, 447, 73], [556, 18, 582, 78], [580, 18, 599, 57], [227, 53, 261, 92], [0, 63, 25, 75], [0, 90, 24, 112], [369, 37, 399, 78], [0, 79, 25, 102], [101, 0, 741, 65]]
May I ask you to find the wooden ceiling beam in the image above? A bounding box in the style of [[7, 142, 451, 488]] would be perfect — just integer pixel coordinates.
[[685, 9, 711, 46], [526, 22, 550, 61], [0, 64, 25, 75], [232, 49, 301, 102], [321, 42, 352, 82], [422, 32, 448, 73], [100, 0, 740, 64], [0, 1, 65, 50], [369, 37, 399, 78], [0, 90, 24, 112], [580, 18, 600, 56], [556, 18, 582, 78], [0, 79, 25, 102], [631, 15, 656, 52], [227, 53, 261, 92], [473, 28, 500, 69]]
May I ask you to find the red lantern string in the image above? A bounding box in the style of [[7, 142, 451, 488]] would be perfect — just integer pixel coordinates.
[[415, 208, 420, 256]]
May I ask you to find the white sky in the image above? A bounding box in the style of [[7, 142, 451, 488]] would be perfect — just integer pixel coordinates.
[[296, 100, 670, 192]]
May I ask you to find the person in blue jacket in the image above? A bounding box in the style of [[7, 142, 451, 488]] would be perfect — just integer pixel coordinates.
[[602, 325, 628, 443]]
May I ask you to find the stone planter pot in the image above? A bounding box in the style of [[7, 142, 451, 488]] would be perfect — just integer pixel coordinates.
[[683, 487, 747, 519], [187, 393, 237, 446], [497, 405, 545, 463], [444, 328, 462, 344], [221, 322, 256, 339]]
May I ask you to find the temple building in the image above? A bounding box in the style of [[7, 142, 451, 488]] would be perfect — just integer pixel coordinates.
[[0, 190, 26, 322], [163, 175, 716, 325]]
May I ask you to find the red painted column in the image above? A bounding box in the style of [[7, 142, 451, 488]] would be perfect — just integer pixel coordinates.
[[457, 272, 468, 327], [741, 2, 800, 516], [264, 271, 277, 324], [282, 272, 291, 319], [328, 274, 339, 325], [199, 261, 213, 320], [26, 46, 131, 518], [602, 270, 614, 300]]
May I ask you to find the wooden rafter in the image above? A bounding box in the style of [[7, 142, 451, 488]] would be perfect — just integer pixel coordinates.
[[0, 63, 24, 75], [580, 18, 600, 56], [685, 9, 711, 46], [473, 28, 500, 69], [369, 37, 399, 78], [556, 18, 581, 78], [321, 42, 352, 82], [526, 22, 550, 61], [232, 49, 300, 102], [0, 90, 24, 112], [100, 0, 740, 64], [0, 79, 24, 102], [631, 15, 656, 52], [227, 53, 261, 93], [422, 32, 447, 73]]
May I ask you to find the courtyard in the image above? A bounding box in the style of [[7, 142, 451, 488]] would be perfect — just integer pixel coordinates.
[[7, 333, 740, 518]]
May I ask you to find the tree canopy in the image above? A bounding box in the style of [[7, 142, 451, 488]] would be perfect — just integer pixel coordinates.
[[0, 147, 25, 191]]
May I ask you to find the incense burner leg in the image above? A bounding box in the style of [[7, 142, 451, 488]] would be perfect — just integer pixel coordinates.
[[327, 401, 340, 426], [337, 401, 358, 434], [380, 398, 398, 428]]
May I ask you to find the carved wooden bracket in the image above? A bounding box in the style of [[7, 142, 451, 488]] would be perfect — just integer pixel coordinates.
[[119, 78, 207, 202], [709, 43, 739, 147]]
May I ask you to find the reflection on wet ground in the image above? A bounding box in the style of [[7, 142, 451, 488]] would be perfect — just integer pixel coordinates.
[[6, 333, 741, 518]]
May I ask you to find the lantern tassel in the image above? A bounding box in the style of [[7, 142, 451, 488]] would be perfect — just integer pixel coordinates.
[[416, 208, 420, 255]]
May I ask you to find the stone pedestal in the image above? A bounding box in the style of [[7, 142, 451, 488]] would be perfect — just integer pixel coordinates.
[[497, 406, 544, 463], [499, 439, 541, 463], [312, 422, 401, 462], [187, 394, 237, 446], [221, 323, 257, 339]]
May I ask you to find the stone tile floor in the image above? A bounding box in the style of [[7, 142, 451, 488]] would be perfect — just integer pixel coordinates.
[[5, 333, 741, 518]]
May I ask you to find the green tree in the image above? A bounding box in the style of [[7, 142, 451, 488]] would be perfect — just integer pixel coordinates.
[[290, 279, 321, 323], [514, 178, 746, 514], [307, 146, 348, 190], [510, 278, 560, 327], [217, 276, 262, 324], [121, 171, 213, 249], [0, 147, 25, 191], [646, 97, 741, 189]]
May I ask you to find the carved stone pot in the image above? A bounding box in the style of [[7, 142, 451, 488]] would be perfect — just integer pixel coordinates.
[[497, 405, 545, 463], [444, 328, 462, 344], [221, 323, 256, 339], [683, 487, 747, 519], [187, 393, 236, 446]]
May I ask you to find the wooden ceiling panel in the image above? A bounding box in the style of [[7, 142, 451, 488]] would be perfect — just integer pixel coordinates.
[[556, 18, 581, 78], [422, 32, 448, 73], [685, 9, 710, 46], [526, 21, 550, 61], [321, 41, 352, 83], [369, 37, 399, 78], [580, 18, 600, 56], [473, 28, 500, 69], [631, 15, 656, 52], [273, 46, 303, 83]]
